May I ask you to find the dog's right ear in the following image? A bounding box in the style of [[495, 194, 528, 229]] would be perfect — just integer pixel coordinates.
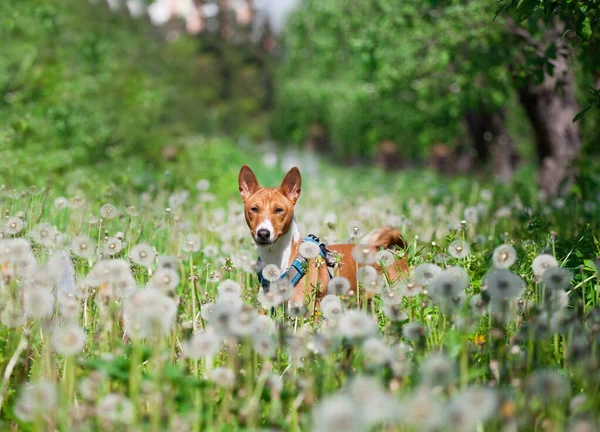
[[238, 165, 260, 201]]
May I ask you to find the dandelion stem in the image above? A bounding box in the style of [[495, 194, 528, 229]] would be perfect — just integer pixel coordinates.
[[0, 338, 28, 415]]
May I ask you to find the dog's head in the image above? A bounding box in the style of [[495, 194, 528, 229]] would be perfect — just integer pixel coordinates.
[[238, 165, 301, 247]]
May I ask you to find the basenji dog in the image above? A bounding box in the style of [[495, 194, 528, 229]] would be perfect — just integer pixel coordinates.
[[238, 165, 406, 307]]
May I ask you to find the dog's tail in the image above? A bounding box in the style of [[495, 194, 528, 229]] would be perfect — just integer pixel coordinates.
[[363, 226, 406, 250]]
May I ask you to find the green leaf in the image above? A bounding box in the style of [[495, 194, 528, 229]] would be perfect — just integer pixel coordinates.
[[573, 105, 592, 122]]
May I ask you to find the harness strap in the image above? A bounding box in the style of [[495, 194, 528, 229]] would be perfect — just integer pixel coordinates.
[[257, 234, 335, 291]]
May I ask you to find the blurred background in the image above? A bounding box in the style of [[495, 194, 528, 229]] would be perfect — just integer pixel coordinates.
[[1, 0, 599, 199]]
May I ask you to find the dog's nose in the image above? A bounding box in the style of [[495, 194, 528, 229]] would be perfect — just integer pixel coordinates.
[[257, 228, 270, 241]]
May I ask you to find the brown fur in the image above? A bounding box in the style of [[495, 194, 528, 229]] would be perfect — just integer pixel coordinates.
[[238, 165, 408, 308]]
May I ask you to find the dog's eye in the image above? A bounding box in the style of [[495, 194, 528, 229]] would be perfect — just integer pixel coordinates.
[[250, 206, 259, 213], [275, 207, 284, 214]]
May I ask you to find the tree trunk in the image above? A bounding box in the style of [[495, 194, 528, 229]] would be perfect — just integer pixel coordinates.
[[464, 109, 518, 182], [514, 22, 581, 196]]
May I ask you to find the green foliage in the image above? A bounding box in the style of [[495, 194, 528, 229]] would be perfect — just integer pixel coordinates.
[[273, 0, 520, 158], [0, 0, 270, 188]]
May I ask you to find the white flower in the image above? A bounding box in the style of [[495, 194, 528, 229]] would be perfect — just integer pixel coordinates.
[[414, 263, 442, 286], [376, 249, 396, 268], [338, 310, 377, 339], [13, 380, 58, 422], [429, 268, 468, 299], [321, 295, 343, 320], [252, 333, 277, 357], [261, 264, 282, 282], [420, 353, 456, 388], [484, 270, 525, 301], [532, 254, 559, 277], [71, 235, 95, 259], [492, 244, 517, 269], [129, 243, 156, 267], [357, 266, 381, 293], [102, 237, 125, 256], [123, 288, 177, 340], [217, 279, 242, 297], [541, 267, 572, 291], [448, 240, 470, 259], [4, 217, 25, 235], [299, 241, 321, 259], [361, 338, 391, 365], [97, 393, 135, 424], [347, 220, 365, 239], [24, 289, 54, 319], [254, 314, 276, 334], [313, 394, 364, 432], [210, 367, 236, 388], [100, 204, 118, 219], [182, 327, 221, 359], [327, 276, 351, 296], [148, 268, 180, 293], [352, 246, 376, 265], [53, 326, 85, 356]]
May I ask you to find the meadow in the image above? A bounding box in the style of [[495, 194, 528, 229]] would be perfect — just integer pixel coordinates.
[[0, 137, 598, 431]]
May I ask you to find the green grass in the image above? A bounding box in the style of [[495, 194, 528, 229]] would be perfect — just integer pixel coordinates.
[[0, 137, 599, 431]]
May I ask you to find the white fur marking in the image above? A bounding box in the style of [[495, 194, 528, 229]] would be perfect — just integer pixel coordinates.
[[257, 218, 275, 242], [257, 218, 300, 274]]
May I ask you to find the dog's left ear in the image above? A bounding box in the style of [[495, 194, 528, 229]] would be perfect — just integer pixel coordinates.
[[239, 165, 260, 202], [279, 167, 302, 204]]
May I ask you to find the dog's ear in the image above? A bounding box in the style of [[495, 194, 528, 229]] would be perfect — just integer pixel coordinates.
[[238, 165, 260, 201], [279, 167, 302, 204]]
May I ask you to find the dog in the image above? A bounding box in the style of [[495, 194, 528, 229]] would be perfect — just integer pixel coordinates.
[[238, 164, 406, 307]]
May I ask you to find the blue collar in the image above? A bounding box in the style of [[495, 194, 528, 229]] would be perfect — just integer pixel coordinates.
[[257, 235, 334, 290]]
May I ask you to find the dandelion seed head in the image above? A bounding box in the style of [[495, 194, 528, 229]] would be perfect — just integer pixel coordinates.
[[157, 255, 179, 271], [541, 267, 572, 291], [420, 353, 456, 388], [484, 270, 525, 301], [217, 279, 242, 297], [97, 393, 135, 424], [376, 249, 396, 268], [14, 380, 58, 422], [321, 295, 343, 320], [261, 264, 282, 283], [527, 370, 569, 402], [347, 220, 365, 239], [337, 310, 376, 339], [4, 216, 25, 235], [182, 327, 221, 360], [448, 240, 470, 259], [429, 269, 467, 299], [383, 303, 408, 321], [313, 394, 364, 432], [182, 233, 201, 253], [414, 263, 442, 286], [24, 289, 54, 319], [402, 321, 427, 341], [53, 326, 85, 356], [252, 333, 277, 357], [532, 254, 559, 277], [100, 204, 118, 219], [361, 337, 391, 365], [71, 235, 95, 259], [210, 367, 236, 388], [130, 243, 156, 267], [299, 241, 321, 259], [149, 268, 180, 293], [54, 196, 68, 210], [352, 246, 376, 265], [327, 276, 351, 296], [492, 244, 517, 269], [102, 237, 125, 257]]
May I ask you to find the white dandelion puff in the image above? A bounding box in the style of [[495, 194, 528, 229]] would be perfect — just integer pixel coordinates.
[[129, 243, 156, 267], [541, 267, 572, 291], [484, 270, 525, 301], [448, 240, 470, 259], [299, 241, 321, 259], [327, 276, 351, 296], [97, 393, 135, 424], [492, 244, 517, 269], [532, 254, 559, 277], [414, 263, 442, 286], [53, 326, 85, 356], [261, 264, 282, 283], [337, 310, 377, 339], [100, 203, 118, 219]]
